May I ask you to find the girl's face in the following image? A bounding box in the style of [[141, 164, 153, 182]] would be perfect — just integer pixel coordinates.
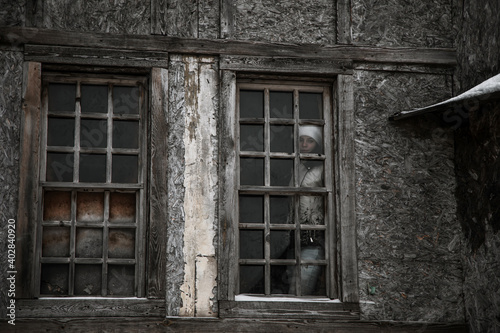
[[300, 135, 317, 153]]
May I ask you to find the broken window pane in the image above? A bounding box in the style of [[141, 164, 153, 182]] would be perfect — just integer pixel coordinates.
[[81, 119, 107, 149], [109, 192, 136, 223], [46, 152, 74, 182], [239, 230, 264, 259], [113, 86, 139, 115], [270, 125, 293, 153], [240, 124, 264, 151], [74, 264, 102, 295], [40, 264, 68, 295], [270, 91, 293, 118], [239, 195, 264, 223], [270, 159, 293, 186], [48, 83, 76, 113], [112, 155, 138, 183], [80, 154, 106, 183], [47, 117, 75, 147], [108, 265, 135, 296], [240, 157, 264, 186], [108, 228, 135, 259], [81, 84, 108, 113], [239, 265, 264, 294], [240, 90, 263, 118], [76, 228, 103, 258], [43, 191, 72, 221], [77, 192, 104, 222], [113, 120, 139, 149], [42, 227, 70, 257], [299, 92, 323, 120]]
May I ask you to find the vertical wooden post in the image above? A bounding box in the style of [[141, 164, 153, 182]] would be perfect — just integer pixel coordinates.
[[337, 0, 352, 44]]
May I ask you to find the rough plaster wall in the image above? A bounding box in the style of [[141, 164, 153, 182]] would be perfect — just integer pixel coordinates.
[[42, 0, 150, 34], [198, 0, 219, 39], [354, 71, 464, 321], [0, 0, 24, 26], [351, 0, 454, 48], [179, 56, 218, 317], [231, 0, 335, 44], [0, 51, 23, 318]]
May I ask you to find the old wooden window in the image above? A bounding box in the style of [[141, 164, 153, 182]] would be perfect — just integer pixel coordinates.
[[38, 73, 147, 296], [236, 81, 335, 297]]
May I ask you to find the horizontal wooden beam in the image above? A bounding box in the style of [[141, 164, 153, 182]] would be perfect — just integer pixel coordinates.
[[0, 27, 456, 66]]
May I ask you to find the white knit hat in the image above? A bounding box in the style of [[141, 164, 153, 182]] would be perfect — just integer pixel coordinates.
[[299, 125, 322, 145]]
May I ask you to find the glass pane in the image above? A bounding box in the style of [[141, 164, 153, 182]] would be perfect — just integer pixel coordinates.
[[76, 228, 103, 258], [108, 228, 135, 258], [77, 192, 104, 222], [239, 265, 264, 294], [300, 230, 325, 254], [108, 265, 135, 296], [270, 159, 293, 186], [113, 86, 139, 115], [75, 264, 102, 295], [240, 90, 263, 118], [113, 120, 139, 149], [299, 125, 323, 154], [270, 230, 294, 259], [81, 119, 107, 148], [109, 192, 136, 223], [300, 264, 326, 296], [240, 158, 264, 186], [271, 265, 293, 294], [47, 117, 74, 147], [43, 191, 71, 221], [298, 196, 325, 225], [81, 84, 108, 113], [42, 227, 70, 257], [80, 154, 106, 183], [240, 125, 263, 151], [239, 195, 263, 223], [270, 196, 291, 224], [112, 155, 138, 183], [299, 92, 323, 119], [270, 91, 293, 118], [240, 230, 263, 259], [298, 160, 324, 187], [270, 125, 293, 153], [40, 264, 68, 295], [46, 153, 73, 182], [48, 83, 76, 113]]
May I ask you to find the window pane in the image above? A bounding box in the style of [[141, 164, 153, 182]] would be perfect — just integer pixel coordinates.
[[270, 159, 293, 186], [81, 119, 107, 149], [270, 91, 293, 118], [239, 195, 264, 223], [300, 231, 325, 255], [112, 155, 138, 183], [298, 195, 325, 225], [76, 228, 103, 258], [75, 264, 102, 295], [270, 230, 294, 259], [240, 230, 263, 259], [42, 227, 70, 257], [40, 264, 68, 295], [46, 152, 73, 182], [270, 125, 293, 153], [77, 192, 104, 222], [271, 265, 293, 294], [113, 86, 139, 115], [240, 158, 264, 186], [240, 90, 263, 118], [270, 196, 291, 224], [108, 228, 135, 258], [240, 124, 263, 151], [299, 125, 323, 154], [239, 265, 264, 294], [299, 92, 323, 119], [113, 120, 139, 149], [47, 117, 74, 147], [81, 84, 108, 113], [43, 191, 71, 221], [298, 160, 324, 187], [108, 265, 135, 296], [300, 264, 326, 296], [48, 83, 76, 113], [80, 154, 106, 183], [109, 192, 136, 223]]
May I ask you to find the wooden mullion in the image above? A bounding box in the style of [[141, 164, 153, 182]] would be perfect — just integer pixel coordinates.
[[102, 191, 110, 296], [106, 83, 113, 184], [68, 190, 77, 296], [74, 82, 81, 184], [293, 89, 301, 296], [264, 194, 271, 295]]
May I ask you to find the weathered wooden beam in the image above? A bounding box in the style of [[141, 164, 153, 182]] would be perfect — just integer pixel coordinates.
[[0, 27, 456, 66]]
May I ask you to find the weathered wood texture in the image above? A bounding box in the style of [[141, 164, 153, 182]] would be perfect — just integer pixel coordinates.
[[354, 71, 464, 322], [227, 0, 336, 45], [0, 50, 23, 317], [165, 55, 186, 316], [455, 101, 500, 333], [42, 0, 150, 34], [1, 317, 468, 332], [337, 0, 352, 44], [352, 0, 454, 48], [0, 0, 24, 27]]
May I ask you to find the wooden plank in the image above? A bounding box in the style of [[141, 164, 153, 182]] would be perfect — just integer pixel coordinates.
[[24, 44, 169, 68], [337, 0, 352, 44], [165, 0, 198, 38], [16, 62, 42, 298], [17, 299, 165, 318], [147, 67, 168, 298], [336, 75, 358, 303], [0, 27, 457, 66], [220, 0, 235, 39], [25, 0, 43, 28], [151, 0, 168, 35]]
